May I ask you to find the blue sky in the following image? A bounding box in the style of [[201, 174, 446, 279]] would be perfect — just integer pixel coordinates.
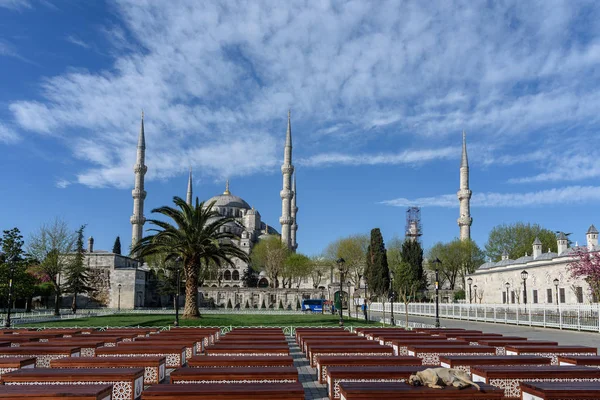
[[1, 0, 600, 257]]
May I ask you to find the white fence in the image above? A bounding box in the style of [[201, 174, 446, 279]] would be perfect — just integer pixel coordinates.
[[369, 302, 600, 332]]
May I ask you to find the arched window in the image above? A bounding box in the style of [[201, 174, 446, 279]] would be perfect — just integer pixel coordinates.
[[232, 270, 240, 281], [224, 270, 232, 281]]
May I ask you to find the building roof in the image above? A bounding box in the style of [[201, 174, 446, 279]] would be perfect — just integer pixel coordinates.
[[206, 193, 251, 210], [514, 255, 533, 263], [557, 232, 568, 240], [533, 237, 542, 245], [588, 224, 598, 234]]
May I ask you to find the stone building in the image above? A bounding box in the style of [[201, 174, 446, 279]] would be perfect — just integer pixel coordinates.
[[466, 226, 599, 305]]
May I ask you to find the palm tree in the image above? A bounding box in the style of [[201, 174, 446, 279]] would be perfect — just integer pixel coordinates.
[[132, 196, 250, 318]]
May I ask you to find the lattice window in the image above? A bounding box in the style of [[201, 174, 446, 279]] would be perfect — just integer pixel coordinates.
[[532, 290, 538, 304], [559, 288, 566, 303], [547, 288, 552, 303]]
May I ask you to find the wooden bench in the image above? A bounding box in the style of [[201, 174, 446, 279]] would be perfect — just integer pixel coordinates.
[[438, 332, 500, 340], [519, 381, 600, 399], [157, 331, 215, 348], [326, 366, 429, 399], [21, 341, 104, 357], [307, 344, 394, 367], [51, 356, 166, 384], [7, 332, 64, 342], [0, 357, 36, 377], [470, 365, 600, 398], [88, 333, 139, 343], [438, 355, 552, 376], [558, 355, 600, 367], [371, 334, 431, 347], [0, 346, 80, 367], [390, 338, 459, 356], [170, 366, 298, 384], [407, 344, 496, 366], [96, 345, 186, 368], [99, 329, 157, 337], [204, 345, 289, 357], [0, 368, 145, 400], [187, 355, 294, 368], [295, 328, 346, 344], [0, 384, 113, 400], [167, 327, 220, 342], [477, 340, 558, 356], [131, 338, 200, 360], [304, 338, 369, 355], [315, 355, 421, 384], [3, 337, 40, 347], [298, 334, 357, 350], [505, 345, 597, 365], [142, 383, 304, 399], [338, 382, 505, 399]]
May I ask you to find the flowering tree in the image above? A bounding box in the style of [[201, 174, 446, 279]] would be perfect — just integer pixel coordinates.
[[568, 248, 600, 301]]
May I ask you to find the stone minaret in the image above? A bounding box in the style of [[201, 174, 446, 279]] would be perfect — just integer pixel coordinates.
[[279, 110, 294, 249], [457, 131, 472, 241], [290, 175, 298, 252], [186, 167, 193, 206], [130, 112, 147, 250]]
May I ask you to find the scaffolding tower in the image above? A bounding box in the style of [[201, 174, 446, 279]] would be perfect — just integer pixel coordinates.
[[405, 206, 423, 242]]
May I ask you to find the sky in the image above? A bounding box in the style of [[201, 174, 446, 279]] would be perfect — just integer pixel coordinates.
[[1, 0, 600, 258]]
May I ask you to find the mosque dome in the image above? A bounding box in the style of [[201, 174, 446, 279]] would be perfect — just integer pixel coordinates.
[[205, 181, 251, 211]]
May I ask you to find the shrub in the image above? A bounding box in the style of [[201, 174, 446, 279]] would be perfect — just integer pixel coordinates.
[[453, 289, 466, 302]]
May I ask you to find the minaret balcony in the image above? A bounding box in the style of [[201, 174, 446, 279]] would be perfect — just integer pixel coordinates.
[[134, 164, 148, 174], [457, 216, 473, 226], [131, 189, 147, 199], [457, 189, 472, 199], [281, 165, 294, 174], [279, 216, 293, 225], [130, 215, 146, 224], [280, 189, 293, 199]]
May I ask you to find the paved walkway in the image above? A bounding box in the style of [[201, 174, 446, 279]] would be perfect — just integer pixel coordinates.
[[370, 312, 600, 351], [288, 336, 329, 400]]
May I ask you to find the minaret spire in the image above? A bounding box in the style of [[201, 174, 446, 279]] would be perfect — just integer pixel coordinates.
[[224, 179, 230, 195], [186, 167, 193, 206], [290, 174, 298, 252], [130, 111, 147, 252], [280, 110, 294, 249], [457, 130, 472, 241]]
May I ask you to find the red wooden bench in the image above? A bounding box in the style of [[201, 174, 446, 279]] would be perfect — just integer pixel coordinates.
[[326, 366, 429, 399], [0, 384, 113, 400], [315, 355, 421, 384], [307, 344, 393, 367], [157, 331, 216, 348], [0, 368, 145, 400], [298, 334, 357, 350], [519, 381, 600, 399], [505, 345, 597, 365], [0, 346, 81, 367], [407, 344, 495, 366], [2, 337, 40, 347], [51, 356, 167, 384], [558, 355, 600, 367], [295, 328, 346, 344], [142, 383, 304, 399], [131, 338, 200, 360], [371, 334, 432, 347], [169, 366, 298, 384], [187, 355, 294, 368], [204, 345, 289, 357], [21, 340, 104, 357], [476, 340, 558, 356], [87, 333, 139, 343], [0, 357, 36, 377], [96, 345, 186, 368], [390, 338, 459, 356], [338, 382, 505, 399], [304, 338, 369, 355], [438, 355, 552, 375], [470, 365, 600, 398]]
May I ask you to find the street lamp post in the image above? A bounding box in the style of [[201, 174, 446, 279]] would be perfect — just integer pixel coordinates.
[[521, 270, 529, 312], [117, 284, 122, 312], [4, 255, 19, 328], [432, 258, 442, 328], [553, 278, 560, 310], [389, 270, 395, 326], [467, 277, 473, 304], [473, 285, 478, 304], [336, 258, 345, 327], [505, 282, 510, 304], [175, 257, 182, 327]]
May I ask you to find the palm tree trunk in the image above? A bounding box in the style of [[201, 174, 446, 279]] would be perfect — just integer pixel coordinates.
[[183, 265, 200, 318]]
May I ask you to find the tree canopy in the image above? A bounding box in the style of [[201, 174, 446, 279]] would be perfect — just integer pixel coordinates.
[[365, 228, 389, 300], [427, 239, 485, 290], [324, 234, 369, 286], [250, 235, 289, 288], [112, 236, 122, 255], [485, 222, 557, 261]]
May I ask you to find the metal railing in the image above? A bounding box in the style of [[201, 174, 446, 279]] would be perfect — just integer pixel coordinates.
[[369, 302, 600, 332]]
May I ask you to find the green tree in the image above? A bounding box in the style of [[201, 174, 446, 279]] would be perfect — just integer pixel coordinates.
[[63, 225, 93, 314], [427, 239, 485, 290], [365, 228, 390, 301], [309, 256, 328, 289], [401, 239, 425, 290], [112, 236, 122, 255], [27, 219, 76, 316], [0, 228, 34, 311], [325, 234, 369, 288], [250, 235, 289, 288], [241, 266, 258, 288], [132, 197, 249, 318], [283, 253, 312, 288], [485, 222, 557, 261]]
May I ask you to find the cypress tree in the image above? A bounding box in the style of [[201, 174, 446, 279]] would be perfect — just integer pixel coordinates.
[[64, 225, 93, 314], [112, 236, 122, 255], [400, 239, 425, 289], [366, 228, 390, 300]]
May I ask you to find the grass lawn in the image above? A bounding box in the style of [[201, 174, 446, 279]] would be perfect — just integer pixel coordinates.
[[20, 313, 379, 328]]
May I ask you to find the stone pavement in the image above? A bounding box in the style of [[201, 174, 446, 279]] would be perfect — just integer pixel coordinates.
[[288, 336, 329, 400]]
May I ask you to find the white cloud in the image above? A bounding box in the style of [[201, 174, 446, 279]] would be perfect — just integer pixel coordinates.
[[65, 36, 90, 49], [55, 179, 71, 189], [381, 186, 600, 208], [0, 123, 20, 143], [0, 0, 31, 10], [6, 1, 600, 187]]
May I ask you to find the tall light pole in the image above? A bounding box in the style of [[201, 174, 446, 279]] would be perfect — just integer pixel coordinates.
[[521, 270, 529, 312], [505, 282, 510, 304], [467, 277, 473, 304], [389, 270, 395, 326], [336, 258, 345, 327], [4, 255, 19, 328], [432, 258, 441, 328], [473, 285, 478, 304], [175, 257, 182, 327], [117, 284, 122, 312], [553, 278, 560, 310]]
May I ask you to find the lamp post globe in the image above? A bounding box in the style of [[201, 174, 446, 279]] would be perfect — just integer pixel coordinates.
[[505, 282, 510, 304], [473, 284, 478, 304], [336, 258, 345, 327], [521, 270, 529, 309], [553, 278, 560, 307], [467, 277, 473, 304]]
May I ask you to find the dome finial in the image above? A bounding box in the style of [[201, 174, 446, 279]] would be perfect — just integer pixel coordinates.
[[223, 179, 230, 195]]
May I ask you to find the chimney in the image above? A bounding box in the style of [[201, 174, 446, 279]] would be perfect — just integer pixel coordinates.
[[88, 236, 94, 253], [501, 249, 509, 261], [587, 225, 598, 250], [557, 232, 568, 255], [532, 237, 542, 259]]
